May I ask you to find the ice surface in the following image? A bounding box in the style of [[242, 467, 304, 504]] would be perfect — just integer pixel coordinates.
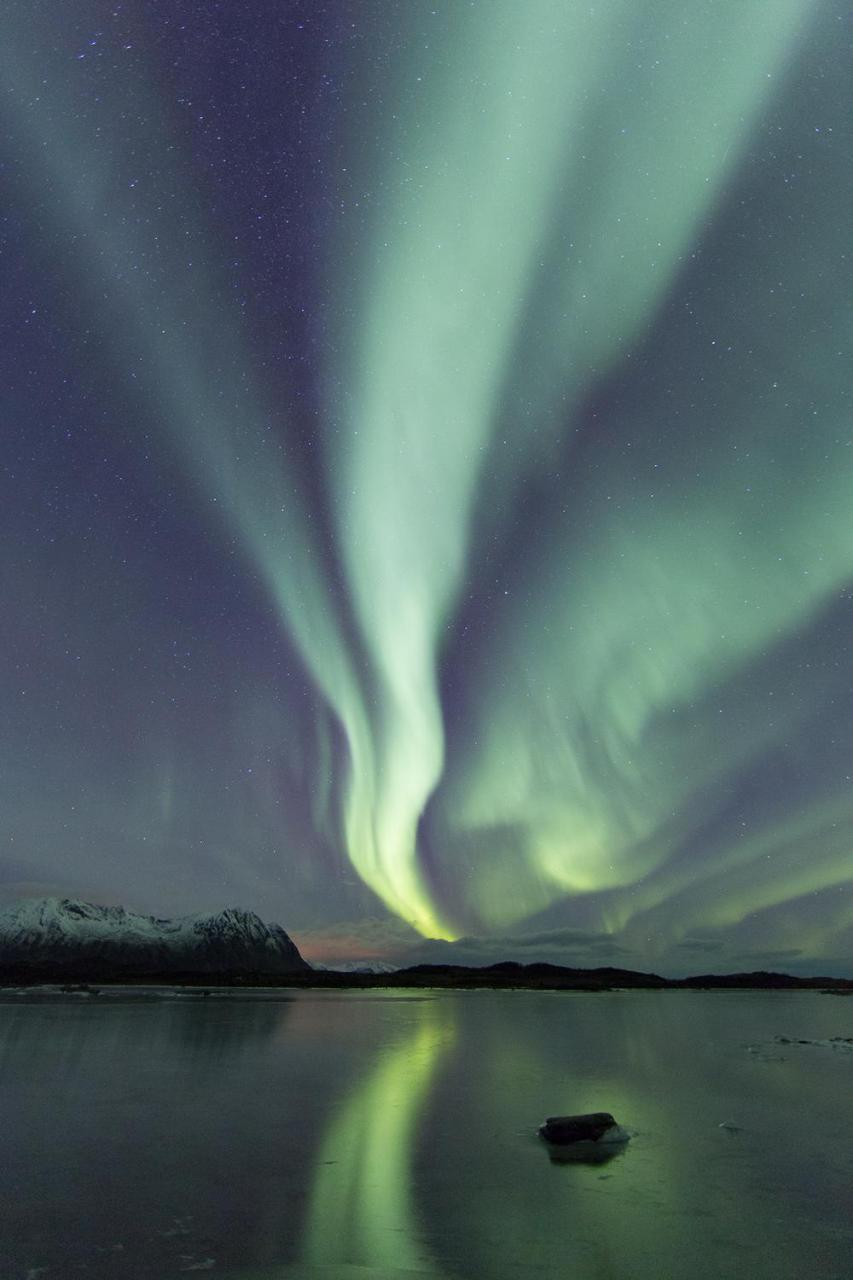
[[1, 990, 852, 1280]]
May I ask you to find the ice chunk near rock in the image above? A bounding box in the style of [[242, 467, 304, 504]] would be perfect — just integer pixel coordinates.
[[718, 1120, 744, 1135]]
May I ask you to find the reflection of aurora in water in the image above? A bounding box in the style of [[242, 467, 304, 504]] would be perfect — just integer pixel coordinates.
[[204, 989, 853, 1280], [2, 2, 852, 967], [301, 1001, 454, 1275]]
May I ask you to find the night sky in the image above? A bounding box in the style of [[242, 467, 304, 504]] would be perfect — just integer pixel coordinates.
[[2, 1, 851, 973]]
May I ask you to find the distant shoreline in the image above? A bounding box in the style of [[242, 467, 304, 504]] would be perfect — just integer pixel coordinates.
[[1, 961, 852, 994]]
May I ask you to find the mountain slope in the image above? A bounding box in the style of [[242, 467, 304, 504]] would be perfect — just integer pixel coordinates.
[[0, 898, 310, 975]]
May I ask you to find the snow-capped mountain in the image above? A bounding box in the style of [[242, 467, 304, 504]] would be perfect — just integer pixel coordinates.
[[0, 898, 310, 975]]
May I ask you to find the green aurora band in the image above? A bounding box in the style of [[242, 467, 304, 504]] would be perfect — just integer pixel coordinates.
[[323, 0, 830, 942], [4, 1, 852, 957]]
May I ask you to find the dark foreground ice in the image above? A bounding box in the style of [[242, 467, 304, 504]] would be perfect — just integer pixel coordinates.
[[1, 988, 851, 1279]]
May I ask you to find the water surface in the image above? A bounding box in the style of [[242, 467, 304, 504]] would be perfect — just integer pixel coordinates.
[[1, 989, 851, 1279]]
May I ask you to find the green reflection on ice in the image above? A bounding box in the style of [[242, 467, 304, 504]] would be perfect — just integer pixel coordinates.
[[301, 1003, 454, 1275]]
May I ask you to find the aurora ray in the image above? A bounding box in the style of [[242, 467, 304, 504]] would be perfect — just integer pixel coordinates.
[[321, 0, 827, 936]]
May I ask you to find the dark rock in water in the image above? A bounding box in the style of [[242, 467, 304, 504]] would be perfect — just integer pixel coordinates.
[[539, 1112, 618, 1145]]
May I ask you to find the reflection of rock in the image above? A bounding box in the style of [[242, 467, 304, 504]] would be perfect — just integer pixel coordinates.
[[539, 1112, 631, 1162]]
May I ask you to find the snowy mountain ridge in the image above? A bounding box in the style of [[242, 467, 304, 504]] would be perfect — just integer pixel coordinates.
[[0, 897, 310, 974]]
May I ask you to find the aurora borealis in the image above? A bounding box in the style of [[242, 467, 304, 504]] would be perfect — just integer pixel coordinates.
[[1, 0, 851, 972]]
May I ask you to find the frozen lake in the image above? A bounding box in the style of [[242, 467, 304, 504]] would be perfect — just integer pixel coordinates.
[[1, 987, 851, 1279]]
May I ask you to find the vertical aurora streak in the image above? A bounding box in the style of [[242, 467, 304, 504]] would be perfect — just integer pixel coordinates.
[[322, 0, 825, 937]]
